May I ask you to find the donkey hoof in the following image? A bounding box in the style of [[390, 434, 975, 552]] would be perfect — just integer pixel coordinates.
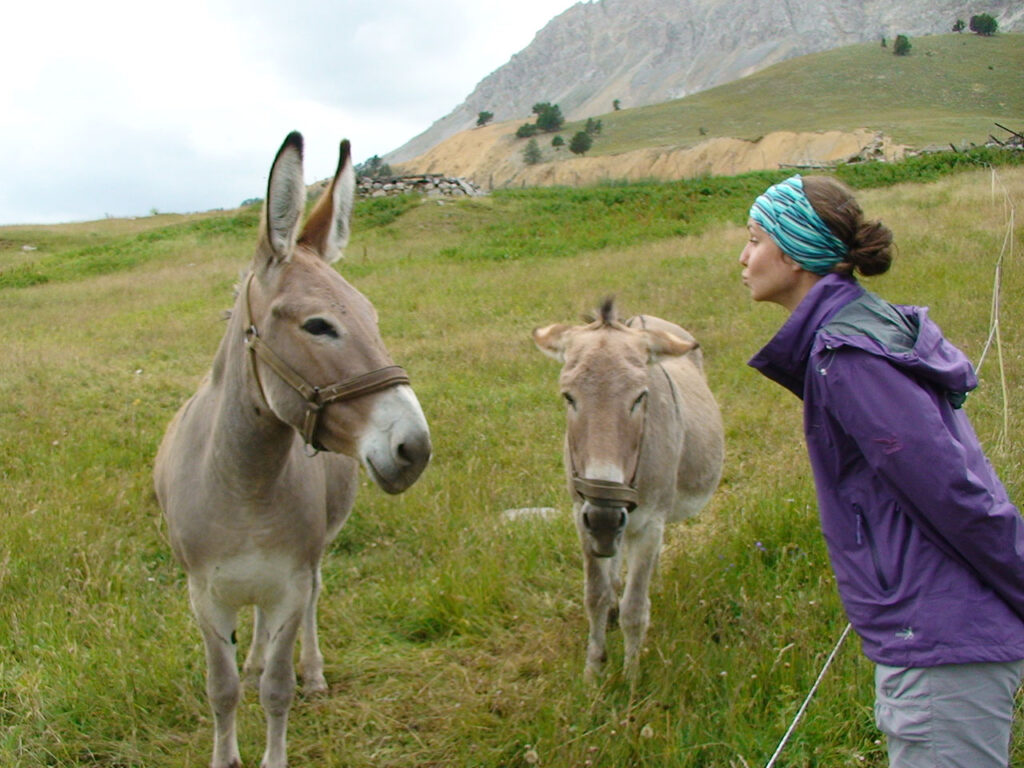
[[583, 660, 606, 685], [302, 673, 328, 696]]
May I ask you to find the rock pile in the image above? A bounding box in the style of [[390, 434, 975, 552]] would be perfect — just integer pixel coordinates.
[[357, 175, 485, 199]]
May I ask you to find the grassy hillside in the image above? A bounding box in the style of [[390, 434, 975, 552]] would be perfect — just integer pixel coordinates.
[[561, 33, 1023, 155], [1, 157, 1023, 767]]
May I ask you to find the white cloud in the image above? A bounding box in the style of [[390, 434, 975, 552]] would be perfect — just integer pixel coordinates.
[[0, 0, 578, 224]]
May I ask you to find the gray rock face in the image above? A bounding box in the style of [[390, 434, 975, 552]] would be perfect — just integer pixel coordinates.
[[386, 0, 1022, 163]]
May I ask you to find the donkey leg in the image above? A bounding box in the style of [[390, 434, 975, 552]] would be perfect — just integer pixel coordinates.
[[607, 548, 624, 628], [619, 521, 665, 680], [582, 550, 616, 683], [190, 583, 243, 768], [298, 564, 327, 694], [257, 589, 305, 768], [242, 607, 267, 688]]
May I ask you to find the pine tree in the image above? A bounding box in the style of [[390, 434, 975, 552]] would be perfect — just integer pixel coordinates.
[[523, 138, 543, 165]]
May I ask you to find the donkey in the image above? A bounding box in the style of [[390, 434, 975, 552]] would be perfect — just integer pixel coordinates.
[[154, 132, 431, 768], [533, 299, 723, 681]]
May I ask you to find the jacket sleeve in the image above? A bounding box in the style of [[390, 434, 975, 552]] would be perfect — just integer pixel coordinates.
[[819, 347, 1024, 620]]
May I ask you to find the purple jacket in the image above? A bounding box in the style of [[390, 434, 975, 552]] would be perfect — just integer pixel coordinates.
[[750, 273, 1024, 666]]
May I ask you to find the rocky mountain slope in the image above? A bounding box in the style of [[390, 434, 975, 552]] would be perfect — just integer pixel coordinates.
[[387, 0, 1022, 164]]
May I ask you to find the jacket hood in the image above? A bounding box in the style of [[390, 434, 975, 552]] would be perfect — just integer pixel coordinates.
[[750, 273, 978, 404], [818, 290, 978, 405]]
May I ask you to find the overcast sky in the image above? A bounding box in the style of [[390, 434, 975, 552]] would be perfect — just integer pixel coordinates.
[[1, 0, 580, 226]]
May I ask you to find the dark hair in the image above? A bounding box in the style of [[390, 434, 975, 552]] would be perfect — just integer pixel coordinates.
[[802, 176, 893, 276]]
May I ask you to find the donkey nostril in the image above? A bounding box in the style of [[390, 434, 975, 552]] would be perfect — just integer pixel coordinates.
[[619, 511, 627, 529], [395, 442, 411, 465], [393, 430, 431, 469], [582, 512, 591, 530]]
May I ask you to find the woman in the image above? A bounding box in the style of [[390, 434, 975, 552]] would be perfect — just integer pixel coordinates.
[[741, 174, 1024, 767]]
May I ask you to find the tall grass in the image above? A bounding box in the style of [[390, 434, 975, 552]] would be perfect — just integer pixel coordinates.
[[1, 161, 1022, 767]]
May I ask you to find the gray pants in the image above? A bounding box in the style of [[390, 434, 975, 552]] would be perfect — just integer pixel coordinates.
[[875, 661, 1024, 768]]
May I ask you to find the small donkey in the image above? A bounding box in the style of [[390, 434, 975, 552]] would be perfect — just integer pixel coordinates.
[[534, 300, 723, 681], [154, 132, 431, 768]]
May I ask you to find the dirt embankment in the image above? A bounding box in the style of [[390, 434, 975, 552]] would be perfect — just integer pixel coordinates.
[[394, 120, 908, 190]]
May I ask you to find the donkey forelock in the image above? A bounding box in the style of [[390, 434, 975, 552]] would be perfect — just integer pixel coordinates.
[[582, 296, 621, 329]]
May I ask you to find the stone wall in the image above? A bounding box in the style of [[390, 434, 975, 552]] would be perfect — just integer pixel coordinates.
[[357, 174, 485, 199]]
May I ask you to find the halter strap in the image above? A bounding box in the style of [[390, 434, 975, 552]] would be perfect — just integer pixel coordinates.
[[572, 476, 639, 511], [241, 273, 410, 450]]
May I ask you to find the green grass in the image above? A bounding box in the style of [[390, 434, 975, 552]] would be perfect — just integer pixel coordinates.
[[1, 159, 1023, 767], [557, 33, 1024, 155]]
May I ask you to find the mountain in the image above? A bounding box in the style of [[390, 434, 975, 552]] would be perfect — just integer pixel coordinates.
[[392, 33, 1022, 191], [386, 0, 1023, 164]]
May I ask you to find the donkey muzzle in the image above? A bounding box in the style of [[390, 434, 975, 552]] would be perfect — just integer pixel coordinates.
[[573, 476, 637, 557], [581, 502, 629, 557]]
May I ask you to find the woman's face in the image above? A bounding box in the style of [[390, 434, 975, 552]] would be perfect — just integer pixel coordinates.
[[739, 220, 807, 310]]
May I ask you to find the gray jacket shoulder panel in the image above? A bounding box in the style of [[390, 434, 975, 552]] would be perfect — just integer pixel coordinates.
[[821, 291, 918, 355]]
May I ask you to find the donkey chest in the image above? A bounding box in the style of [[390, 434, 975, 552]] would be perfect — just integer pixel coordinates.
[[169, 492, 329, 573], [199, 548, 314, 608]]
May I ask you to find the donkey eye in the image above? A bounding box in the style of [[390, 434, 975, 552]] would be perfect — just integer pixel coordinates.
[[631, 391, 648, 412], [562, 392, 576, 409], [301, 318, 338, 338]]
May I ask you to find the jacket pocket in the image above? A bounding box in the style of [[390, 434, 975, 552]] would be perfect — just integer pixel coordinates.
[[854, 504, 893, 595]]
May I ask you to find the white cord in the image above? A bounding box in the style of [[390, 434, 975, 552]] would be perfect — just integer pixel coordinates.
[[764, 622, 852, 768]]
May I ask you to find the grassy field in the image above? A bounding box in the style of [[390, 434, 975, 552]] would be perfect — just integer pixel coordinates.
[[557, 33, 1024, 156], [2, 157, 1023, 767]]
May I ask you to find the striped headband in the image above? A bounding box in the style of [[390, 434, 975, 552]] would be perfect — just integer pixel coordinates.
[[749, 175, 848, 275]]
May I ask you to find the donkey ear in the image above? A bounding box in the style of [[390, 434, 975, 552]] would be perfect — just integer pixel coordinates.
[[533, 323, 573, 362], [298, 139, 355, 264], [644, 329, 698, 363], [260, 131, 306, 264]]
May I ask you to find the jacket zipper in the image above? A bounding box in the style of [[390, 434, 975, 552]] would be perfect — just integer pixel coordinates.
[[854, 504, 891, 593]]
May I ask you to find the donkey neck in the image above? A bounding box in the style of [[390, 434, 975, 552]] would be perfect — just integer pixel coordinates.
[[205, 287, 299, 484], [640, 363, 686, 458]]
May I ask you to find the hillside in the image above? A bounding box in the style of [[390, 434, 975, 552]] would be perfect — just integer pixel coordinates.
[[387, 0, 1024, 163], [395, 34, 1024, 190]]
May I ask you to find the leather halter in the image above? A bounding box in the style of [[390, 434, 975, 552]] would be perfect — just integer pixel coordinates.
[[572, 475, 639, 511], [241, 273, 410, 450]]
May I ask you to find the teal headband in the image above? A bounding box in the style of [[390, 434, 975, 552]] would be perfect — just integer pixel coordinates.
[[749, 175, 848, 275]]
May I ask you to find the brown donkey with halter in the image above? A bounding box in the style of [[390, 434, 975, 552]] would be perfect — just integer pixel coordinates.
[[534, 300, 723, 681], [154, 132, 431, 768]]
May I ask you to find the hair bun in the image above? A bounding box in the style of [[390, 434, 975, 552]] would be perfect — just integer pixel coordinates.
[[801, 176, 894, 277], [847, 219, 893, 276]]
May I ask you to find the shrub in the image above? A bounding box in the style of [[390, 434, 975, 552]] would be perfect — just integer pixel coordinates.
[[516, 123, 539, 139], [970, 13, 998, 36], [532, 102, 565, 133], [355, 155, 392, 178], [552, 135, 565, 148], [569, 131, 593, 156], [476, 111, 494, 127], [893, 34, 912, 56]]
